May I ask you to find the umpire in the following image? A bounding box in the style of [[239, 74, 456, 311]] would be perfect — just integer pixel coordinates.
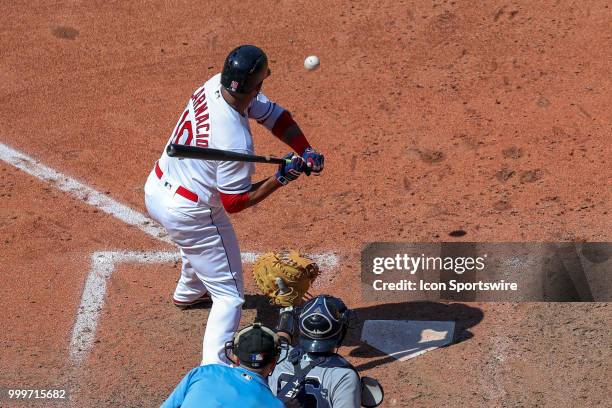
[[161, 323, 284, 408], [269, 295, 362, 408]]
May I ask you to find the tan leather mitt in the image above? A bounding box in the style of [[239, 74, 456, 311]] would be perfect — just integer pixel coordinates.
[[252, 251, 320, 307]]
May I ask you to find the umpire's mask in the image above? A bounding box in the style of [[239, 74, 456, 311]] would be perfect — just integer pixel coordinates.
[[298, 295, 351, 353]]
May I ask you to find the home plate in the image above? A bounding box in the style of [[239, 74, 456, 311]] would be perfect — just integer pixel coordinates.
[[361, 320, 455, 361]]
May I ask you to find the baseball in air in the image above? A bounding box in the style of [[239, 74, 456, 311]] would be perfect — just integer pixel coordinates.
[[304, 55, 320, 71]]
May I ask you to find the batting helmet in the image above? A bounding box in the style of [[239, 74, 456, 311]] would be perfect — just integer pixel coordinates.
[[298, 295, 351, 353], [221, 45, 269, 94]]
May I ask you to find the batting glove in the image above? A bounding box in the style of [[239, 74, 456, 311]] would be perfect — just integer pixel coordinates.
[[276, 153, 306, 185], [302, 147, 324, 176]]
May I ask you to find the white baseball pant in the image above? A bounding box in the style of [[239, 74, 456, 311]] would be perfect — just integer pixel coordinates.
[[144, 169, 244, 366]]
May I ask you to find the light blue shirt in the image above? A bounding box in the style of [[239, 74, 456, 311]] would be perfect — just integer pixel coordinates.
[[161, 364, 284, 408]]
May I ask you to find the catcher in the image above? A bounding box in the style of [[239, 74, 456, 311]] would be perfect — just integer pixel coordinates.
[[252, 252, 383, 408]]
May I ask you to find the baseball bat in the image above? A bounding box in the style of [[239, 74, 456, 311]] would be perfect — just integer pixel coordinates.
[[166, 144, 290, 164]]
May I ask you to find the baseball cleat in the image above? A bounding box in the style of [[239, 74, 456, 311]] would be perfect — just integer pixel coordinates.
[[172, 293, 212, 310]]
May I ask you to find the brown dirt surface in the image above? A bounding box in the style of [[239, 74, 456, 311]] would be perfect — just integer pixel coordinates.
[[1, 0, 610, 407]]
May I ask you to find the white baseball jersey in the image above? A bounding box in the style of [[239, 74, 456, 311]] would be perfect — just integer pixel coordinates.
[[157, 73, 284, 206], [145, 73, 287, 366]]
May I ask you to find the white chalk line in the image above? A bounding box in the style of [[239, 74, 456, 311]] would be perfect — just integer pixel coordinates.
[[0, 142, 172, 243], [478, 304, 517, 402], [69, 250, 339, 364], [1, 142, 340, 364], [0, 143, 340, 363], [69, 251, 177, 363]]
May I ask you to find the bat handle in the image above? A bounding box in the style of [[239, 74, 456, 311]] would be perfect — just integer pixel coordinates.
[[283, 154, 304, 164], [264, 154, 292, 165]]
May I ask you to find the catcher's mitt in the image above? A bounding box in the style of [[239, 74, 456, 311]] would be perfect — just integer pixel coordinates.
[[252, 251, 320, 307]]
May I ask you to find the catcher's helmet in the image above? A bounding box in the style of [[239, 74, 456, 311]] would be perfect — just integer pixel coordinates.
[[221, 45, 269, 94], [299, 295, 351, 353]]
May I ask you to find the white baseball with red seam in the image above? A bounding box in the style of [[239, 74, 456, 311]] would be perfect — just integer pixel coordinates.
[[304, 55, 320, 71]]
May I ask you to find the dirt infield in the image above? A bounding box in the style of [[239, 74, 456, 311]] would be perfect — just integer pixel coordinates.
[[1, 1, 610, 407]]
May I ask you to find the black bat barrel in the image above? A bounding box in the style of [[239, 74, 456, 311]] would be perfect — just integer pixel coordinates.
[[166, 144, 287, 164]]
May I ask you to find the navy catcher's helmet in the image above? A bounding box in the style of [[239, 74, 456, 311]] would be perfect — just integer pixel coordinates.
[[299, 295, 351, 353], [221, 45, 269, 94]]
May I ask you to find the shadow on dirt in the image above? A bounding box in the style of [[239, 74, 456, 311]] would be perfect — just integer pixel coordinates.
[[244, 294, 280, 325], [244, 296, 484, 371]]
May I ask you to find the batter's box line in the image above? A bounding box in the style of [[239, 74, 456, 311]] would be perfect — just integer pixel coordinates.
[[0, 143, 341, 363], [69, 250, 339, 364], [0, 142, 172, 243]]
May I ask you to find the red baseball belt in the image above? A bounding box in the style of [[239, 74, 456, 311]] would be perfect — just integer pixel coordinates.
[[155, 162, 199, 203]]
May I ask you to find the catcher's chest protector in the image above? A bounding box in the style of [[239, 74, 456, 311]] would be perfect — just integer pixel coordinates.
[[276, 348, 356, 408]]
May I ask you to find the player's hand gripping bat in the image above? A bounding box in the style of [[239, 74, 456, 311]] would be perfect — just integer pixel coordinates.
[[166, 144, 291, 165]]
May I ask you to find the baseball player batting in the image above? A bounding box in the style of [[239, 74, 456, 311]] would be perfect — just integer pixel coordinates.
[[144, 45, 324, 365]]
